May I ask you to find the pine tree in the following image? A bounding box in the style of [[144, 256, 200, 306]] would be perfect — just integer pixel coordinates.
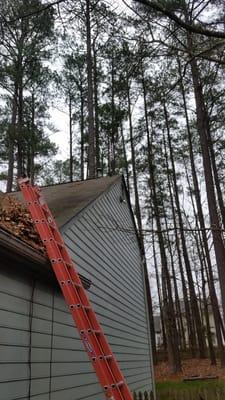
[[0, 0, 55, 190]]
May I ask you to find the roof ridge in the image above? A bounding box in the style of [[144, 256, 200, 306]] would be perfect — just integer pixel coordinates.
[[8, 175, 120, 194], [9, 175, 121, 228], [39, 174, 120, 189]]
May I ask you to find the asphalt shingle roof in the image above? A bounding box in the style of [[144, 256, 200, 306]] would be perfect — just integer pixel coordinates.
[[11, 176, 120, 228]]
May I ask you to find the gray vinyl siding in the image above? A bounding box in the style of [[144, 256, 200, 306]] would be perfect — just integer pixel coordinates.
[[0, 179, 154, 399], [0, 267, 100, 400], [62, 179, 154, 396]]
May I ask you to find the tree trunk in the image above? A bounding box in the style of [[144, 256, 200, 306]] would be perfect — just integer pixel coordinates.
[[143, 255, 157, 365], [93, 46, 100, 173], [164, 104, 206, 358], [120, 123, 130, 193], [196, 231, 216, 365], [30, 92, 35, 185], [147, 129, 181, 373], [188, 34, 225, 324], [107, 134, 111, 175], [69, 93, 73, 182], [142, 67, 184, 353], [162, 198, 186, 351], [7, 138, 15, 192], [7, 84, 17, 192], [127, 74, 157, 364], [178, 57, 225, 365], [17, 61, 24, 179], [111, 56, 116, 175], [207, 128, 225, 229], [127, 75, 142, 236], [150, 167, 181, 372], [163, 137, 197, 357], [80, 86, 84, 181], [184, 162, 216, 365], [200, 250, 216, 364], [152, 226, 167, 352], [86, 0, 95, 178]]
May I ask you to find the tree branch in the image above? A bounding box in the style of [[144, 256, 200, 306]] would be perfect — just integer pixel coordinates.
[[0, 0, 67, 24], [134, 0, 225, 40]]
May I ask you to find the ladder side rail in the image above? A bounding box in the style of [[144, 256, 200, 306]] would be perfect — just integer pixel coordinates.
[[20, 182, 118, 398]]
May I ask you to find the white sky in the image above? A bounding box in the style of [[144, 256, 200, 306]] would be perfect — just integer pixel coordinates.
[[50, 107, 70, 160]]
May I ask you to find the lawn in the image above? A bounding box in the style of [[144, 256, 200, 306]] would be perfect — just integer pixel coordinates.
[[156, 379, 225, 399], [155, 359, 225, 399]]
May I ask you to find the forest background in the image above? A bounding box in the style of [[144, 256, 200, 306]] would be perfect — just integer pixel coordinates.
[[1, 0, 225, 375]]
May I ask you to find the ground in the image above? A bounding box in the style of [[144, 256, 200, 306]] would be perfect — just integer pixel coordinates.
[[155, 359, 225, 399], [154, 358, 225, 381]]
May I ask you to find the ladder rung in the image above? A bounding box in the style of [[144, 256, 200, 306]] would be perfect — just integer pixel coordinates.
[[104, 355, 113, 360], [48, 222, 57, 230], [104, 381, 124, 390], [81, 328, 102, 335], [91, 354, 113, 362], [65, 262, 74, 268], [32, 219, 57, 230], [26, 200, 48, 209], [86, 329, 102, 335], [74, 282, 82, 288], [42, 238, 64, 248], [41, 203, 51, 212], [55, 241, 64, 247], [31, 217, 56, 229], [69, 304, 91, 310], [60, 280, 82, 288], [83, 305, 91, 310]]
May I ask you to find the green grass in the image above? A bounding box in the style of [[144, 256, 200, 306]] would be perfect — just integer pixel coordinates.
[[157, 379, 225, 390], [156, 379, 225, 399]]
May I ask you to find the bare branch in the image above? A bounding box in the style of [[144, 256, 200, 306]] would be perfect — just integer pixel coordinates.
[[133, 0, 225, 40], [0, 0, 67, 24]]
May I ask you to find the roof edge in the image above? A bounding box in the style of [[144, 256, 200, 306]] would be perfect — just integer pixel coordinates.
[[0, 228, 47, 266], [121, 175, 143, 258], [0, 228, 91, 289]]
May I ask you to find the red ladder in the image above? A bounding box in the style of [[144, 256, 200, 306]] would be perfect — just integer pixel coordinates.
[[18, 177, 133, 400]]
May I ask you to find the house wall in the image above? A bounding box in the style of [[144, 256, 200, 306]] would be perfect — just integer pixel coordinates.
[[0, 263, 104, 400], [0, 178, 154, 400], [62, 178, 154, 398]]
